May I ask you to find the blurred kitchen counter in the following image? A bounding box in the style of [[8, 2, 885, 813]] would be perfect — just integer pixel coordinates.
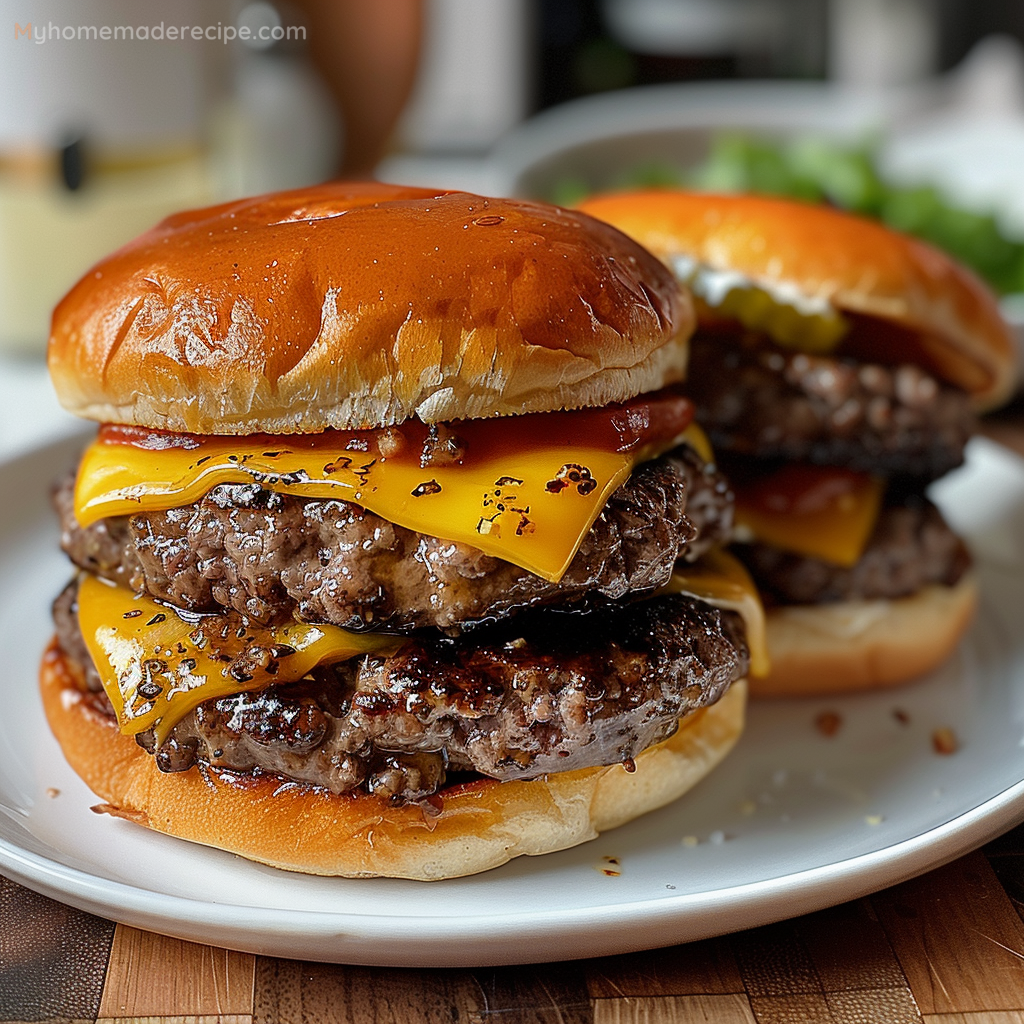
[[376, 153, 502, 195], [0, 356, 80, 462]]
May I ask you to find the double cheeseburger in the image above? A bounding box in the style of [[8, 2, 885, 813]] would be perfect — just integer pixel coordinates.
[[42, 182, 763, 879], [578, 190, 1017, 696]]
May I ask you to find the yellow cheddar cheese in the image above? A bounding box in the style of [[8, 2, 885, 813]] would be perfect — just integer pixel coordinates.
[[734, 466, 884, 568], [680, 422, 714, 465], [78, 545, 764, 743], [70, 396, 763, 739], [77, 574, 404, 744]]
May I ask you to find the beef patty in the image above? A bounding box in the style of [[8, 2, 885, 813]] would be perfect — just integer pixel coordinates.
[[57, 443, 732, 633], [736, 495, 970, 606], [54, 585, 748, 805], [688, 334, 975, 480]]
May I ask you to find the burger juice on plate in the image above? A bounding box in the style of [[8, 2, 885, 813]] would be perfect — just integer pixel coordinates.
[[42, 183, 765, 879]]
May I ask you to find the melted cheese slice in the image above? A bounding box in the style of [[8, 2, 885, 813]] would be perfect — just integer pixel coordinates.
[[680, 421, 714, 465], [74, 396, 696, 584], [734, 465, 884, 568], [77, 574, 404, 744], [663, 548, 769, 678]]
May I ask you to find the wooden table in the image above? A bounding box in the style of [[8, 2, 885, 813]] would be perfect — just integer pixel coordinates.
[[4, 827, 1024, 1023], [4, 414, 1024, 1024]]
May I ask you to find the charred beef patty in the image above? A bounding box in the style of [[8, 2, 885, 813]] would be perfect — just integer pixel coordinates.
[[687, 335, 975, 480], [54, 587, 748, 804], [53, 581, 97, 689], [736, 495, 970, 606], [57, 444, 732, 633]]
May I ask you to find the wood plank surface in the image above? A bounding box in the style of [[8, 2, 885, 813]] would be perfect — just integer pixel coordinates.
[[584, 938, 744, 998], [98, 1017, 253, 1024], [7, 835, 1024, 1022], [470, 963, 592, 1023], [873, 853, 1024, 1016], [98, 927, 255, 1019], [925, 1013, 1024, 1023], [591, 993, 756, 1023], [0, 874, 115, 1022], [254, 960, 487, 1024]]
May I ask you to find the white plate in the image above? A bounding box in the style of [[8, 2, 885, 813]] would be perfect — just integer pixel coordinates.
[[3, 434, 1024, 967]]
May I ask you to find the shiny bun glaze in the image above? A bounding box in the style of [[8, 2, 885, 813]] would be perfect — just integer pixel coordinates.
[[40, 641, 746, 880], [577, 191, 1017, 410], [49, 182, 692, 434]]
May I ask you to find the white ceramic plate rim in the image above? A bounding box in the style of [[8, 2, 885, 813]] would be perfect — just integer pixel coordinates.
[[2, 781, 1023, 960]]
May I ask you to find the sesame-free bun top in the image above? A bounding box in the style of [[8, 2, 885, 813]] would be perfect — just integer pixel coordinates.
[[577, 190, 1017, 410], [48, 182, 691, 434]]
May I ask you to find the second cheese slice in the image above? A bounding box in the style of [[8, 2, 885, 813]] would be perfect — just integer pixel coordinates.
[[77, 574, 404, 745]]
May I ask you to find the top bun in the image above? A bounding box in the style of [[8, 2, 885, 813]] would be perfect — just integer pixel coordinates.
[[577, 190, 1017, 410], [49, 182, 691, 434]]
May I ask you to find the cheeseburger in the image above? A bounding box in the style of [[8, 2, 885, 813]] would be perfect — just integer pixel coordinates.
[[578, 190, 1016, 697], [42, 182, 761, 879]]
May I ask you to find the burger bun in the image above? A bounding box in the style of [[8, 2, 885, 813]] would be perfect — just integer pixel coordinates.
[[41, 641, 747, 880], [577, 191, 1018, 410], [750, 575, 978, 697], [49, 183, 692, 435]]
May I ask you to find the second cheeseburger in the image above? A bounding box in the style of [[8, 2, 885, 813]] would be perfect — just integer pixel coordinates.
[[43, 183, 761, 879], [579, 190, 1017, 696]]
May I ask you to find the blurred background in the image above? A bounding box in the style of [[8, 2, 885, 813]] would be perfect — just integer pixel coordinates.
[[4, 0, 1024, 378]]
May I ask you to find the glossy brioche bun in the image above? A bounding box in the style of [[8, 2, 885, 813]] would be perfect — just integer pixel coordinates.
[[41, 641, 746, 880], [577, 191, 1017, 410], [48, 182, 692, 435], [750, 575, 977, 697]]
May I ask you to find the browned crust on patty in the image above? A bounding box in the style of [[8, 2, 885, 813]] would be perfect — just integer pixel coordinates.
[[41, 640, 747, 879]]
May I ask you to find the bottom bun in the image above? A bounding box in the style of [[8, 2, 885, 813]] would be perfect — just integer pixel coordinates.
[[40, 641, 747, 880], [750, 574, 978, 698]]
